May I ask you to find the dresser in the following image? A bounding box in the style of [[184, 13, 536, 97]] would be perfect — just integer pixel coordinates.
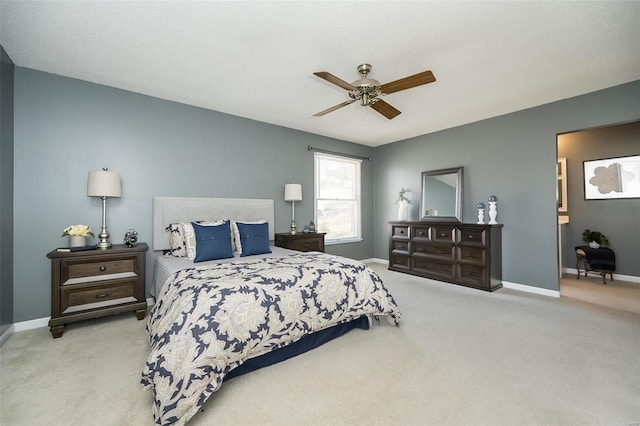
[[46, 243, 148, 338], [389, 222, 502, 291], [275, 232, 326, 252]]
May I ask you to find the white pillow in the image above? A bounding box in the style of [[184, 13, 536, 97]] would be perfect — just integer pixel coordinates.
[[181, 220, 225, 258], [231, 220, 267, 254]]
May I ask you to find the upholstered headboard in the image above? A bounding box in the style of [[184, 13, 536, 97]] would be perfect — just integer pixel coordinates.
[[153, 197, 275, 251]]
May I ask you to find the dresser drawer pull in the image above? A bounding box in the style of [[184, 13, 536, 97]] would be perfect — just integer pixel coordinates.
[[440, 232, 446, 237], [99, 266, 107, 272], [468, 235, 473, 239], [417, 247, 425, 252], [418, 231, 425, 236], [95, 292, 112, 299], [399, 230, 405, 234]]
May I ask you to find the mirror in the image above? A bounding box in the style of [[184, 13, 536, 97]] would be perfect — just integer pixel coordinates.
[[420, 167, 463, 222]]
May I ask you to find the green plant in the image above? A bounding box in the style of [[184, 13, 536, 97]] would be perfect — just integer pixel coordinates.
[[582, 229, 609, 247], [395, 188, 412, 204]]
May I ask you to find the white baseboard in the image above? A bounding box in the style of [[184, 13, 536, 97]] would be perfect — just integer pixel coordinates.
[[362, 258, 387, 264], [502, 281, 560, 298], [14, 316, 50, 332], [0, 324, 15, 348], [1, 297, 157, 342], [365, 258, 561, 298], [563, 268, 640, 284]]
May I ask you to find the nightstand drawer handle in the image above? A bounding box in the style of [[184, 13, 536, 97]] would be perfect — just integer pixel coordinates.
[[95, 292, 112, 299], [99, 266, 107, 272]]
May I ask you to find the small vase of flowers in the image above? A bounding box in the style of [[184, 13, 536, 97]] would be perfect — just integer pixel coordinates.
[[62, 224, 94, 247], [395, 188, 411, 221]]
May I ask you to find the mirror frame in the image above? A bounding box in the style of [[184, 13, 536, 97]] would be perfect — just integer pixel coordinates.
[[420, 166, 464, 222]]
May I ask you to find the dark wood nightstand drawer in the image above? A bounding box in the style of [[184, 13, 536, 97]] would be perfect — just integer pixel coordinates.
[[62, 257, 138, 285], [62, 280, 138, 314], [289, 238, 323, 252], [47, 243, 148, 338], [275, 233, 326, 253]]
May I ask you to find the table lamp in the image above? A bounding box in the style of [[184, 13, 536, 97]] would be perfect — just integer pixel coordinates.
[[284, 183, 302, 235], [87, 168, 122, 248]]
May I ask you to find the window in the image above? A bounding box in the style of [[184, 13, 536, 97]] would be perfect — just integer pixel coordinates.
[[314, 152, 362, 244]]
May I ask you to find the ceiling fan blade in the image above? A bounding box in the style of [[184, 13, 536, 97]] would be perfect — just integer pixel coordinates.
[[313, 71, 357, 91], [370, 99, 401, 120], [313, 100, 356, 117], [379, 70, 436, 95]]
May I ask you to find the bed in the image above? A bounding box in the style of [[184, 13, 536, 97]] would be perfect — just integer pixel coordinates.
[[141, 197, 400, 425]]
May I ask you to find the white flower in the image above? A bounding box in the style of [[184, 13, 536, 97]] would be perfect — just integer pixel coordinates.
[[62, 224, 94, 237]]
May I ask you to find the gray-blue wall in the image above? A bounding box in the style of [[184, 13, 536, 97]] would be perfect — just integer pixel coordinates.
[[373, 80, 640, 290], [13, 67, 374, 322], [9, 66, 640, 323], [1, 46, 15, 334]]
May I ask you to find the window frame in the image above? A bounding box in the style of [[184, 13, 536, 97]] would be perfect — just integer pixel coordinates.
[[314, 152, 362, 245]]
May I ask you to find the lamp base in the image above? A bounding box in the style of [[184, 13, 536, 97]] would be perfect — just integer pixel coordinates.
[[290, 220, 297, 235], [96, 228, 112, 249]]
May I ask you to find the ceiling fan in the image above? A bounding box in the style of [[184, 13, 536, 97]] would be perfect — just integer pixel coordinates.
[[313, 64, 436, 120]]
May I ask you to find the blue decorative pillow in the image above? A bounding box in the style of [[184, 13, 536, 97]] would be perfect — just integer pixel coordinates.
[[236, 222, 272, 257], [192, 221, 234, 263]]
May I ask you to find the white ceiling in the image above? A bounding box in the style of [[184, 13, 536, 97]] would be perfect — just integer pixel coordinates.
[[1, 1, 639, 147]]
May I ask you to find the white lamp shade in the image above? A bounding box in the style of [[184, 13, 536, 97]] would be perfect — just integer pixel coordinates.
[[284, 183, 302, 201], [87, 170, 122, 197]]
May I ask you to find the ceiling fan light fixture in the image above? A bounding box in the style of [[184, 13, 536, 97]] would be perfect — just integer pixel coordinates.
[[312, 63, 435, 120]]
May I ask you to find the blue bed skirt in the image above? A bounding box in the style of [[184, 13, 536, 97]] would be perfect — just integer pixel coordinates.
[[225, 315, 370, 380]]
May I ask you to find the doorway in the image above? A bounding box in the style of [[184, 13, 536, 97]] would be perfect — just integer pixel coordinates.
[[556, 121, 640, 314]]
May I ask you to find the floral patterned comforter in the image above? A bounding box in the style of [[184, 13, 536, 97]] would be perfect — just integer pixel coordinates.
[[141, 252, 400, 425]]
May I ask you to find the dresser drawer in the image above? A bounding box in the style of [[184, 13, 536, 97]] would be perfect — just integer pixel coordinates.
[[62, 257, 138, 285], [392, 225, 410, 238], [457, 264, 487, 288], [431, 225, 454, 242], [459, 246, 486, 264], [413, 257, 455, 280], [411, 226, 429, 240], [458, 228, 487, 246], [413, 242, 454, 260], [390, 253, 411, 270], [61, 280, 138, 314], [391, 240, 409, 253]]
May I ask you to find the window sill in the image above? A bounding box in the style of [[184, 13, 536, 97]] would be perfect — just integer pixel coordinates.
[[326, 238, 363, 246]]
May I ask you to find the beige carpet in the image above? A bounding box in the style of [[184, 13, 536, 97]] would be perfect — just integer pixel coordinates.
[[1, 263, 639, 425], [560, 271, 640, 314]]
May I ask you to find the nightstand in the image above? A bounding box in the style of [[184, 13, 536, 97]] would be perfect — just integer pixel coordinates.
[[46, 243, 148, 338], [275, 233, 326, 252]]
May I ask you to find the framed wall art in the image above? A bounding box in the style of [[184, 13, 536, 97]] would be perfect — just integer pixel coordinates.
[[583, 154, 640, 200]]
